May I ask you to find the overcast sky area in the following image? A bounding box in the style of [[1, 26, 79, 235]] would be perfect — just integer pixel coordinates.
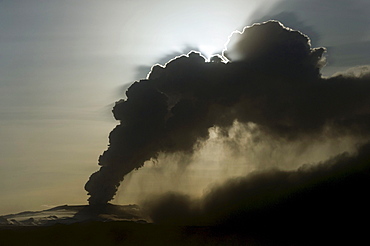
[[0, 0, 369, 215]]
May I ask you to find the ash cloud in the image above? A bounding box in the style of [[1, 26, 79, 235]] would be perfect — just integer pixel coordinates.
[[85, 20, 370, 208]]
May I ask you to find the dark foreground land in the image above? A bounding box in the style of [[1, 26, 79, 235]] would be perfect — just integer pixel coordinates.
[[0, 222, 317, 246], [0, 222, 261, 246], [0, 220, 367, 246], [0, 222, 258, 246]]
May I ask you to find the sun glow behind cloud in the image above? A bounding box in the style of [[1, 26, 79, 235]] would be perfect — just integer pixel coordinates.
[[118, 0, 281, 65]]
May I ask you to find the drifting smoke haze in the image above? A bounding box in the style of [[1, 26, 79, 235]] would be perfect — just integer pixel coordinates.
[[85, 21, 370, 227], [143, 141, 370, 226]]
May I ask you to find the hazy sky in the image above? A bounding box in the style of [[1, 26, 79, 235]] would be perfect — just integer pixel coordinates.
[[0, 0, 369, 215]]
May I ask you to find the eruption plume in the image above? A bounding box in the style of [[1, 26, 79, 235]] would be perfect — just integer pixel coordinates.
[[85, 21, 370, 206]]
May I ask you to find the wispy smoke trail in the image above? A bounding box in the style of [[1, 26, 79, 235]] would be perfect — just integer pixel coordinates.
[[143, 141, 370, 226], [85, 21, 370, 206]]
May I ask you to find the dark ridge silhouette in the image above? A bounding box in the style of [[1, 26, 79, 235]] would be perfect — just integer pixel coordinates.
[[85, 20, 370, 207]]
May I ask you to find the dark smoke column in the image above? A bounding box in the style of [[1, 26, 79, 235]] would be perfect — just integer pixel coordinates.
[[84, 21, 353, 205], [84, 52, 216, 205], [85, 81, 169, 205], [85, 48, 225, 205]]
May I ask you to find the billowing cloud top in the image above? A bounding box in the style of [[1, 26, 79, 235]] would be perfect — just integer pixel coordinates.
[[85, 21, 370, 209], [224, 21, 326, 78]]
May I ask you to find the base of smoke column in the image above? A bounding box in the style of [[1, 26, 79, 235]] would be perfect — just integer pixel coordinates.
[[73, 203, 146, 222]]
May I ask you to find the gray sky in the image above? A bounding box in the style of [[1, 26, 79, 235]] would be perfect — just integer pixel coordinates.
[[0, 0, 369, 214]]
